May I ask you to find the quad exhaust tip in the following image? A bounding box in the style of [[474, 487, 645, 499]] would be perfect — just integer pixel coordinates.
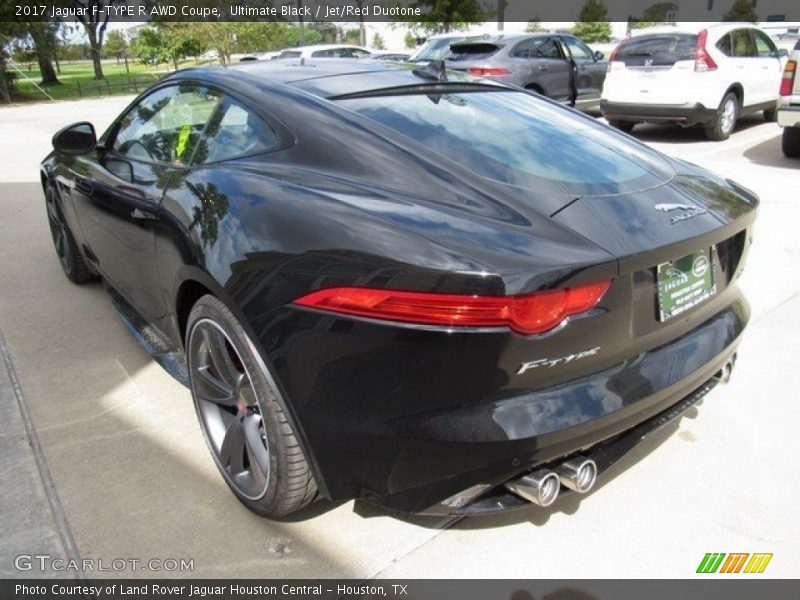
[[555, 457, 597, 494], [504, 469, 561, 507]]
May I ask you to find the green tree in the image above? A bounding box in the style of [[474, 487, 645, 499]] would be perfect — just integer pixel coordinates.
[[0, 11, 25, 102], [572, 0, 612, 43], [372, 32, 386, 50], [404, 31, 417, 49], [104, 30, 130, 74], [405, 0, 492, 34], [132, 28, 167, 66], [525, 18, 543, 32], [723, 0, 758, 22], [73, 0, 121, 79], [27, 23, 61, 86]]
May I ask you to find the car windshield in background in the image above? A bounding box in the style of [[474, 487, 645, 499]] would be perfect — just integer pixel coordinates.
[[616, 34, 698, 67], [410, 37, 462, 61], [447, 43, 501, 62], [337, 91, 674, 196]]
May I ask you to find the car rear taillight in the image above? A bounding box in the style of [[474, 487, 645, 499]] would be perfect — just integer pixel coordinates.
[[293, 281, 611, 336], [607, 44, 620, 73], [467, 67, 511, 77], [694, 29, 718, 72], [780, 60, 797, 96]]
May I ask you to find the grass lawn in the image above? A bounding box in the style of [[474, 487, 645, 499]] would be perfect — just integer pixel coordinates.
[[9, 58, 220, 103]]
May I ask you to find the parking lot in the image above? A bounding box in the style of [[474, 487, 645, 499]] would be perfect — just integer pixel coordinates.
[[1, 96, 798, 579]]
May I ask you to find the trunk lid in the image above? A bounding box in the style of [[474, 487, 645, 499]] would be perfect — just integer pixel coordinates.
[[606, 33, 698, 105]]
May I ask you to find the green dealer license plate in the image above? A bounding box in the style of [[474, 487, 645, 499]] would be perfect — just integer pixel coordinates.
[[657, 248, 716, 321]]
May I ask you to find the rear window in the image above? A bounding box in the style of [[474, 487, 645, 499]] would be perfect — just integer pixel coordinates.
[[447, 43, 501, 62], [411, 37, 463, 62], [615, 34, 697, 67], [337, 91, 673, 196]]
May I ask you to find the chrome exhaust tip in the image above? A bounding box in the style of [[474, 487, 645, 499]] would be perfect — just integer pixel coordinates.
[[504, 469, 561, 507], [554, 457, 597, 494], [715, 353, 737, 385]]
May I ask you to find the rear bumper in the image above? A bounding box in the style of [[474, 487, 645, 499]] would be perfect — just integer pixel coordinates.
[[257, 291, 749, 514], [777, 105, 800, 128], [601, 100, 717, 124]]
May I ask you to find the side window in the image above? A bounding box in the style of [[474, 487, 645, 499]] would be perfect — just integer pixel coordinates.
[[511, 40, 532, 58], [113, 85, 220, 164], [562, 37, 593, 60], [531, 38, 562, 59], [731, 29, 756, 58], [312, 49, 333, 57], [716, 33, 732, 56], [351, 48, 370, 58], [193, 96, 280, 164], [753, 30, 778, 57]]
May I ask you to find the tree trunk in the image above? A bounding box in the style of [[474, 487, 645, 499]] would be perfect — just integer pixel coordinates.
[[0, 60, 11, 104], [37, 54, 60, 86], [172, 54, 179, 71], [124, 54, 129, 74], [30, 26, 60, 85], [91, 43, 104, 79]]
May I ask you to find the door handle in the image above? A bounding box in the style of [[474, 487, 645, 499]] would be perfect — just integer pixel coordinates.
[[537, 65, 550, 71], [131, 208, 157, 221]]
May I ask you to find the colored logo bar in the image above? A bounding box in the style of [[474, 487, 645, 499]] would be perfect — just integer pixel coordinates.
[[697, 553, 773, 574]]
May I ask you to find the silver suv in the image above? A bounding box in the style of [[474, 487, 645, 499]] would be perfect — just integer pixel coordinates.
[[444, 33, 608, 111], [778, 40, 800, 157]]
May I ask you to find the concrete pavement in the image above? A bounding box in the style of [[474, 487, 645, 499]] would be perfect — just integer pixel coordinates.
[[0, 97, 798, 579]]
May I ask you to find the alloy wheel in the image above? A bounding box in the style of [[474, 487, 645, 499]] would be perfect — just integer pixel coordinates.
[[720, 98, 736, 135], [188, 318, 270, 500], [46, 191, 72, 274]]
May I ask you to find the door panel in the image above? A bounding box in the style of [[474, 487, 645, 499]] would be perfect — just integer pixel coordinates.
[[511, 37, 572, 101], [752, 29, 782, 105], [560, 36, 607, 107], [72, 84, 221, 321]]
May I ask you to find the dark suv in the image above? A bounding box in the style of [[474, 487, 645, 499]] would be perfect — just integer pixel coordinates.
[[445, 32, 608, 110]]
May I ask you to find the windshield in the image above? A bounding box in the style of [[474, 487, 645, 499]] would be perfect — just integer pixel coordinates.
[[410, 36, 464, 62], [337, 91, 674, 196]]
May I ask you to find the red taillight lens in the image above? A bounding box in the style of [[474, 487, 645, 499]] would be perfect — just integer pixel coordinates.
[[293, 281, 611, 336], [780, 60, 797, 96], [467, 67, 511, 77], [695, 29, 718, 72]]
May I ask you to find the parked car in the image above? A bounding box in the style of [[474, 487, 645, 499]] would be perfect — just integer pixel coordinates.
[[366, 51, 411, 62], [445, 32, 608, 110], [275, 44, 371, 60], [408, 32, 467, 62], [41, 59, 757, 518], [778, 40, 800, 157], [601, 24, 785, 140]]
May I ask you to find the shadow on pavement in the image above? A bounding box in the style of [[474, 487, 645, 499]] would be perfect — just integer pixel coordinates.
[[629, 114, 766, 144], [743, 133, 800, 169]]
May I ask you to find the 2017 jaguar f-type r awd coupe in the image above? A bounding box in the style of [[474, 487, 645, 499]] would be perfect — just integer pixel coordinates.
[[41, 59, 757, 518]]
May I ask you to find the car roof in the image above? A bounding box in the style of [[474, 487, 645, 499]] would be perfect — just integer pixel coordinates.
[[168, 59, 504, 100], [628, 22, 765, 37], [452, 32, 551, 45]]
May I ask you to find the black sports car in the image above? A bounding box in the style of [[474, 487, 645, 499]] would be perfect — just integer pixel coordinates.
[[41, 59, 757, 518]]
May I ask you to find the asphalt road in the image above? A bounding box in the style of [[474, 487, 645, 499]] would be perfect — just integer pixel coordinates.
[[0, 96, 798, 579]]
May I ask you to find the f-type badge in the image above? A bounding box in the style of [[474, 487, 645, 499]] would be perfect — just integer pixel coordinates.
[[654, 203, 708, 224], [517, 347, 600, 374]]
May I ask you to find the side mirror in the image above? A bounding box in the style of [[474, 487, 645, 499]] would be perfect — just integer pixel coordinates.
[[52, 122, 97, 155], [777, 48, 789, 58], [594, 50, 605, 61]]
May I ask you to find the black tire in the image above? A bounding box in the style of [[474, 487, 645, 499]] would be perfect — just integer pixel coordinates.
[[783, 127, 800, 158], [186, 295, 317, 517], [608, 120, 637, 133], [764, 106, 778, 123], [45, 185, 95, 284], [704, 92, 739, 141]]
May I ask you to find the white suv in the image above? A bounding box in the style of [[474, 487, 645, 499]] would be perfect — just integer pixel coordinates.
[[778, 41, 800, 157], [601, 24, 784, 141]]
